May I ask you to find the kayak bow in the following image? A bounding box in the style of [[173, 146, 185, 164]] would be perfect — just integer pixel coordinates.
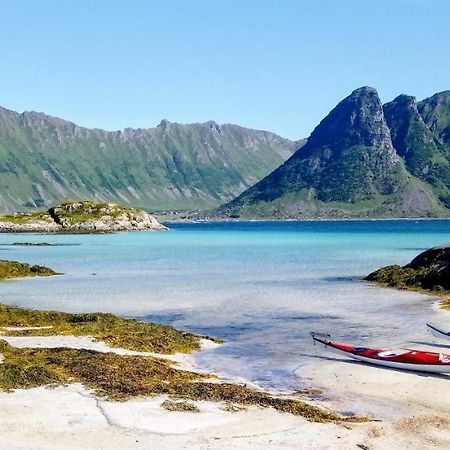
[[427, 323, 450, 341]]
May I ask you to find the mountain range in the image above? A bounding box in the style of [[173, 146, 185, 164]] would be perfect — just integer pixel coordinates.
[[219, 87, 450, 218], [0, 107, 296, 212], [2, 86, 450, 218]]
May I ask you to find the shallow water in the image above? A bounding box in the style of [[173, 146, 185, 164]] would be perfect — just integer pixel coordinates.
[[1, 220, 449, 390]]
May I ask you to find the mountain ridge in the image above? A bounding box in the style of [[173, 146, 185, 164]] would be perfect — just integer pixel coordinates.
[[218, 86, 450, 219], [0, 106, 298, 212]]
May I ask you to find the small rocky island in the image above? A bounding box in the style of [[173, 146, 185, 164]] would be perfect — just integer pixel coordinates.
[[365, 242, 450, 295], [0, 260, 59, 280], [0, 201, 167, 233]]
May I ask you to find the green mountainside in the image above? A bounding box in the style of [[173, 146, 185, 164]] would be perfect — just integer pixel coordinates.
[[0, 108, 296, 212], [384, 94, 450, 208], [219, 87, 450, 218]]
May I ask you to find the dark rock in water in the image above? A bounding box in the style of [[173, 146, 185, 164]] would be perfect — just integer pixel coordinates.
[[0, 260, 59, 279], [407, 243, 450, 269], [365, 243, 450, 292], [11, 242, 52, 246]]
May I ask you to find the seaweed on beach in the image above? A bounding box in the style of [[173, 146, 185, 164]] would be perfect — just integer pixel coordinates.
[[0, 340, 366, 422], [0, 303, 204, 354], [161, 400, 200, 412]]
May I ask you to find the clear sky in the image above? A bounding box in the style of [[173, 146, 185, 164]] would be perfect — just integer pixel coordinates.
[[1, 0, 449, 140]]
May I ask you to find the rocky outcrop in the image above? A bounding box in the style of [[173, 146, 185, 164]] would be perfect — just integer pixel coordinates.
[[365, 243, 450, 292], [0, 201, 167, 233], [0, 260, 58, 279]]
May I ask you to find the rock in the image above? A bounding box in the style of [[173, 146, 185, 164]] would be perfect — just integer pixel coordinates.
[[0, 212, 59, 233], [407, 243, 450, 269], [0, 201, 167, 233], [365, 242, 450, 292], [0, 260, 59, 279]]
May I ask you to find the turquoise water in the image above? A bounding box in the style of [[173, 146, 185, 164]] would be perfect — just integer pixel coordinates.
[[1, 220, 450, 390]]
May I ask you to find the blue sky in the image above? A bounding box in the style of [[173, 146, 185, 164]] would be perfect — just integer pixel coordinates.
[[1, 0, 449, 139]]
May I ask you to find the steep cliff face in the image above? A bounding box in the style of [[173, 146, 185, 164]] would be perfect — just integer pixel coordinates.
[[219, 87, 442, 218], [418, 91, 450, 143], [0, 108, 296, 212], [0, 201, 167, 233], [384, 94, 450, 207]]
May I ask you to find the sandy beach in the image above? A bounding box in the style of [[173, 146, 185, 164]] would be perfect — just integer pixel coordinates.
[[1, 332, 450, 449]]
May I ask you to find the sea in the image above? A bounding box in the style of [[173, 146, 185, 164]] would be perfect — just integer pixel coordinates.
[[1, 220, 449, 391]]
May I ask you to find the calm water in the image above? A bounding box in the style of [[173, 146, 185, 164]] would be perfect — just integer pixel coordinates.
[[1, 220, 450, 390]]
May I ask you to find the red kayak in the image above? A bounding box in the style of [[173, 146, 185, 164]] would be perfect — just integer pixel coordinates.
[[311, 332, 450, 373]]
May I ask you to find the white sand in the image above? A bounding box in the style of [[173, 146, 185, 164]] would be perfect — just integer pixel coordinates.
[[1, 334, 450, 449], [0, 383, 371, 450], [301, 353, 450, 448]]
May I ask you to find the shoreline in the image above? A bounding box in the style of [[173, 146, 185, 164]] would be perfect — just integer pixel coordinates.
[[366, 279, 450, 310], [162, 216, 450, 224], [0, 302, 358, 421], [0, 306, 376, 449]]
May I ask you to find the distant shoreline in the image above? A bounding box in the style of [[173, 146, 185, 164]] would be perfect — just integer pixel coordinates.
[[162, 216, 450, 224]]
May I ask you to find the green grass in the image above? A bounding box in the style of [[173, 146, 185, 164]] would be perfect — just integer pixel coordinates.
[[53, 201, 142, 224], [0, 212, 52, 224]]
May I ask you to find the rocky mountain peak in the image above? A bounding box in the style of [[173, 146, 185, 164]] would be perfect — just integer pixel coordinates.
[[157, 119, 171, 130], [306, 86, 392, 151], [383, 94, 424, 155], [205, 120, 221, 133], [220, 86, 422, 218], [418, 91, 450, 141], [388, 94, 418, 109]]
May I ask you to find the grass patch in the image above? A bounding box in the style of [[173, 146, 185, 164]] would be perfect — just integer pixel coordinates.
[[0, 212, 53, 225], [0, 260, 59, 280], [0, 340, 365, 422], [52, 201, 142, 224], [0, 303, 204, 354]]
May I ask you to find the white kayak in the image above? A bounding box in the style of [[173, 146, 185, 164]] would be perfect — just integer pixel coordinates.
[[427, 323, 450, 341]]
